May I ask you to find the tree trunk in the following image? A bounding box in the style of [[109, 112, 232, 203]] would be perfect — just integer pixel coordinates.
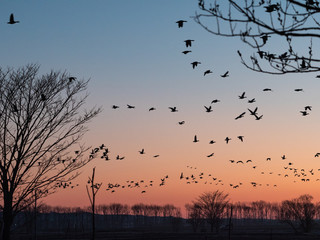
[[2, 196, 13, 240]]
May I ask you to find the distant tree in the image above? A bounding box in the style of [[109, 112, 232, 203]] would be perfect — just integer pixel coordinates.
[[0, 64, 101, 240], [193, 190, 229, 232], [86, 167, 102, 240], [195, 0, 320, 74], [278, 194, 316, 233], [185, 203, 203, 232]]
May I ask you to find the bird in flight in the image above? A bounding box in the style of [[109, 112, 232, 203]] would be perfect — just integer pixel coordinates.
[[169, 107, 178, 112], [225, 137, 231, 144], [238, 92, 246, 99], [248, 107, 258, 116], [153, 155, 160, 158], [139, 149, 145, 154], [281, 155, 286, 160], [204, 105, 213, 112], [248, 98, 256, 103], [116, 155, 125, 160], [176, 20, 187, 28], [263, 88, 272, 92], [204, 70, 213, 76], [112, 105, 119, 109], [184, 39, 194, 47], [235, 112, 246, 120], [191, 61, 201, 69], [207, 153, 214, 158], [193, 135, 199, 143], [209, 140, 216, 144], [178, 121, 185, 125], [305, 106, 312, 111], [238, 136, 244, 142], [220, 71, 229, 78], [7, 13, 19, 24], [294, 88, 303, 92], [300, 111, 309, 116], [182, 50, 192, 54], [211, 99, 220, 104], [127, 104, 135, 109], [255, 114, 263, 120], [149, 107, 156, 111]]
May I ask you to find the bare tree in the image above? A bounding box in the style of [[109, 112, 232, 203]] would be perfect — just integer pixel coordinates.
[[86, 167, 102, 240], [185, 203, 203, 232], [193, 190, 229, 232], [0, 64, 101, 240], [278, 194, 316, 233], [195, 0, 320, 74]]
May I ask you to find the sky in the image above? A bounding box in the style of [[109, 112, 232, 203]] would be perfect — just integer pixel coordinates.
[[2, 0, 320, 211]]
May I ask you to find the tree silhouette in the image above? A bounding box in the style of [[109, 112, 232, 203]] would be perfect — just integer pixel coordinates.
[[86, 167, 102, 240], [278, 194, 316, 233], [193, 190, 229, 232], [0, 64, 101, 240], [195, 0, 320, 74]]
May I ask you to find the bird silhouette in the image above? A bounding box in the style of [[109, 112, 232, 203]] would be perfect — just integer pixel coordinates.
[[255, 114, 263, 120], [225, 137, 231, 144], [169, 107, 178, 112], [180, 172, 184, 179], [209, 140, 216, 144], [211, 99, 220, 104], [139, 149, 145, 154], [248, 98, 256, 103], [127, 104, 135, 109], [149, 107, 156, 111], [7, 14, 19, 24], [182, 50, 192, 54], [300, 111, 309, 116], [184, 39, 194, 47], [263, 88, 272, 92], [281, 155, 286, 160], [176, 20, 187, 28], [221, 71, 229, 78], [248, 107, 258, 115], [294, 88, 303, 92], [207, 153, 214, 158], [237, 136, 244, 142], [305, 106, 312, 111], [204, 105, 213, 112], [112, 105, 119, 109], [116, 155, 125, 160], [153, 155, 160, 158], [238, 92, 246, 99], [178, 121, 185, 125], [191, 61, 201, 69], [204, 70, 213, 76], [235, 112, 246, 120], [193, 135, 199, 143]]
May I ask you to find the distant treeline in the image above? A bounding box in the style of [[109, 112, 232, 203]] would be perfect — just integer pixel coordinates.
[[8, 193, 320, 235]]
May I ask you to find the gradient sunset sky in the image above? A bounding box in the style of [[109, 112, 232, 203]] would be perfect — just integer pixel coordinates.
[[2, 0, 320, 210]]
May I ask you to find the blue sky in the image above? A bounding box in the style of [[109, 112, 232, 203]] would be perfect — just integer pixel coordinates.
[[2, 1, 320, 207]]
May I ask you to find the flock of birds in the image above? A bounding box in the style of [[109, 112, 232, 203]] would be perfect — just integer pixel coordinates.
[[7, 13, 320, 196]]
